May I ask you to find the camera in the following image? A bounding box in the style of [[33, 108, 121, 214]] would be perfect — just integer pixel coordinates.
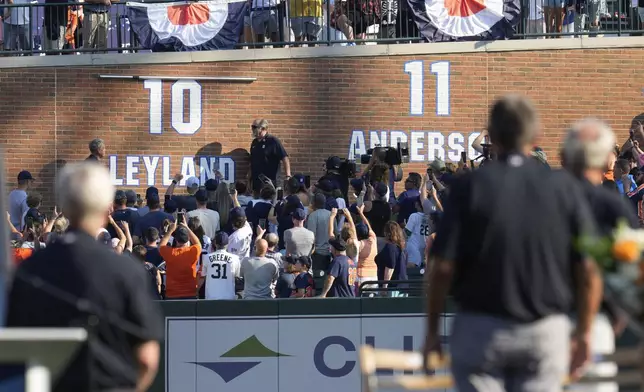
[[359, 143, 409, 167], [326, 156, 357, 178]]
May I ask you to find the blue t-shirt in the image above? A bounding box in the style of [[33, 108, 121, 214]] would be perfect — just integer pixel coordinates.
[[375, 243, 408, 289], [327, 255, 356, 298], [145, 246, 164, 267], [616, 175, 637, 195], [275, 272, 296, 298], [248, 200, 273, 232], [134, 210, 174, 238], [108, 208, 140, 239], [294, 271, 315, 297], [396, 189, 420, 224], [167, 195, 198, 212]]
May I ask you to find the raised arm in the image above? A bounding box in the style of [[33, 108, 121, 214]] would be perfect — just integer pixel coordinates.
[[328, 208, 337, 239], [165, 173, 183, 198], [356, 204, 375, 238], [342, 208, 357, 241]]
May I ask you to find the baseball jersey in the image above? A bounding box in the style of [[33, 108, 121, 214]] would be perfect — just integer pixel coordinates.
[[227, 222, 253, 258], [405, 212, 430, 250], [201, 249, 241, 300]]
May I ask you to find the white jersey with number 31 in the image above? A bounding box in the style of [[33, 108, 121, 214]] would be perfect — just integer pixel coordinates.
[[201, 250, 241, 300]]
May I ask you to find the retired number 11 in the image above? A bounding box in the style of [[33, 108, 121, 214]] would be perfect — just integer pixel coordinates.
[[404, 60, 450, 117]]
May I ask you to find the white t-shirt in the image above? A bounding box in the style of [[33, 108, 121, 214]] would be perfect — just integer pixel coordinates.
[[227, 222, 253, 258], [187, 208, 221, 240], [201, 249, 241, 300], [405, 212, 430, 250]]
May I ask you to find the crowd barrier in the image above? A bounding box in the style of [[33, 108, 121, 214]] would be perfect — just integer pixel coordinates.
[[1, 0, 643, 56]]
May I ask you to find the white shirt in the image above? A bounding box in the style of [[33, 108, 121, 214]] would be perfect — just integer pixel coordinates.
[[187, 208, 221, 239], [201, 249, 241, 300], [405, 212, 430, 250], [8, 0, 30, 26], [227, 222, 253, 258]]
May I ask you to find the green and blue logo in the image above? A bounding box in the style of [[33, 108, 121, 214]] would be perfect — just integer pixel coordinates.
[[192, 335, 289, 383]]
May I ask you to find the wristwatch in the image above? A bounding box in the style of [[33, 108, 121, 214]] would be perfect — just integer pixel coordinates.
[[171, 180, 178, 185]]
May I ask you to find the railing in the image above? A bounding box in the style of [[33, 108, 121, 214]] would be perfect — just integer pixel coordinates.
[[0, 0, 643, 56]]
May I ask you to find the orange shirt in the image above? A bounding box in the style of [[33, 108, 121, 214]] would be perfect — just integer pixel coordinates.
[[160, 244, 201, 298], [358, 237, 378, 278], [604, 170, 614, 181], [12, 248, 33, 266]]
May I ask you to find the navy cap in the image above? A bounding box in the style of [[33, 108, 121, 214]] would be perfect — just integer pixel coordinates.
[[17, 171, 33, 181], [164, 199, 178, 213], [125, 190, 137, 204], [195, 189, 208, 203], [291, 208, 306, 221], [350, 178, 364, 193], [296, 255, 312, 268], [205, 178, 219, 191], [356, 223, 369, 240], [316, 179, 334, 193], [293, 173, 306, 185], [284, 255, 298, 265], [114, 190, 127, 202], [145, 186, 159, 199], [349, 203, 359, 215], [230, 207, 246, 220], [214, 231, 229, 246], [329, 237, 347, 251], [374, 182, 388, 197], [285, 195, 304, 209], [174, 227, 190, 243], [147, 192, 160, 204]]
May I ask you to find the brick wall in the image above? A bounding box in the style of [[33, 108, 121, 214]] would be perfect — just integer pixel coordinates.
[[1, 47, 642, 208]]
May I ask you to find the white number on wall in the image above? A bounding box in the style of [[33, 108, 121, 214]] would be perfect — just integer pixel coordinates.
[[404, 61, 451, 117], [145, 79, 203, 135]]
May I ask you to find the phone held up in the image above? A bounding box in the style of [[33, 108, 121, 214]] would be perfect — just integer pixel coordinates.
[[228, 183, 236, 194], [177, 211, 185, 223], [277, 187, 284, 200]]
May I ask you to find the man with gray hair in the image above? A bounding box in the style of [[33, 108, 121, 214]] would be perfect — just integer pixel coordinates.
[[85, 138, 106, 162], [264, 231, 284, 269], [248, 118, 291, 194], [424, 95, 601, 391], [6, 162, 163, 392]]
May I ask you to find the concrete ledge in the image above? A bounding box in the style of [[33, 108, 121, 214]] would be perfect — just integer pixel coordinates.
[[1, 35, 644, 69]]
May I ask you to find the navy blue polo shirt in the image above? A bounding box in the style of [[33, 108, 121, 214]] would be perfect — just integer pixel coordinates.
[[327, 255, 355, 298], [250, 134, 287, 187]]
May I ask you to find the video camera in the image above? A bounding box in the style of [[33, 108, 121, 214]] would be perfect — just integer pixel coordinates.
[[359, 143, 410, 167], [326, 156, 357, 178]]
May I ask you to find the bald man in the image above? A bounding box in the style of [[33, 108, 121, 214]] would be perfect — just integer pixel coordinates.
[[265, 232, 284, 270], [240, 237, 279, 299]]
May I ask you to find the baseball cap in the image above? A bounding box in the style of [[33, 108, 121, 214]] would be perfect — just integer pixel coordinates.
[[374, 182, 388, 198], [329, 237, 347, 252], [291, 208, 306, 221], [17, 171, 34, 181], [350, 178, 364, 194], [205, 178, 219, 191], [214, 231, 229, 246], [287, 176, 302, 192], [125, 190, 137, 205], [230, 207, 246, 220], [293, 174, 306, 186], [285, 195, 304, 209], [356, 223, 369, 240], [145, 186, 159, 199], [186, 177, 200, 189], [195, 189, 208, 203], [147, 193, 160, 205], [296, 255, 312, 269], [114, 190, 127, 203], [174, 227, 190, 243], [316, 179, 334, 193]]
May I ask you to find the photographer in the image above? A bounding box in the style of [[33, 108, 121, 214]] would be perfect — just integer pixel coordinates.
[[359, 148, 401, 202], [318, 156, 350, 203]]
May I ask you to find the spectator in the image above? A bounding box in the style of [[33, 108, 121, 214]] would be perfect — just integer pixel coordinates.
[[236, 180, 253, 207], [355, 204, 378, 294], [364, 182, 392, 251], [305, 193, 332, 273], [199, 232, 241, 300], [272, 195, 303, 250], [394, 172, 422, 225], [19, 221, 46, 249], [614, 158, 637, 195], [378, 0, 398, 40], [289, 0, 322, 44], [265, 232, 284, 269], [143, 227, 164, 267], [22, 191, 45, 229], [137, 186, 159, 217], [204, 178, 220, 210], [248, 119, 290, 193], [526, 0, 545, 35], [213, 182, 233, 229], [544, 0, 565, 35], [187, 189, 221, 239], [132, 245, 162, 299], [319, 237, 356, 297], [227, 207, 254, 258], [164, 199, 178, 214], [4, 0, 30, 52], [85, 138, 106, 162], [165, 173, 200, 212], [125, 190, 138, 211], [159, 215, 202, 299], [604, 146, 619, 181], [241, 231, 279, 299], [314, 179, 340, 210], [9, 170, 33, 231], [602, 180, 619, 193], [248, 184, 275, 234], [375, 221, 409, 296], [404, 198, 429, 267], [330, 0, 380, 43], [43, 0, 67, 52], [292, 256, 315, 297], [134, 192, 173, 238], [290, 174, 311, 210], [420, 174, 444, 215], [83, 0, 110, 52], [47, 213, 69, 244], [275, 255, 297, 298], [7, 162, 163, 392], [330, 208, 360, 266], [187, 216, 212, 254], [250, 0, 280, 45], [108, 190, 139, 239], [284, 208, 314, 257]]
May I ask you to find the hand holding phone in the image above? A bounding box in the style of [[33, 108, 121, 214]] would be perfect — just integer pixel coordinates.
[[228, 183, 236, 194]]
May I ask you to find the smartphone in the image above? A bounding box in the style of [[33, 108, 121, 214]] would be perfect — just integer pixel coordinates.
[[461, 151, 467, 164], [304, 175, 311, 188], [277, 187, 284, 200], [258, 218, 267, 230], [177, 212, 185, 222], [228, 183, 236, 194]]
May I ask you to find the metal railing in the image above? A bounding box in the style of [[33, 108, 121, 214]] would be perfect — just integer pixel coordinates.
[[0, 0, 641, 56]]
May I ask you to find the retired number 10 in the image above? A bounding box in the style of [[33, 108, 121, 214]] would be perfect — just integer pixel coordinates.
[[404, 60, 450, 117]]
